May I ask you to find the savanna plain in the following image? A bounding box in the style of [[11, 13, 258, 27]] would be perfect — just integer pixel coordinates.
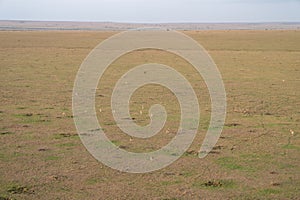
[[0, 30, 299, 199]]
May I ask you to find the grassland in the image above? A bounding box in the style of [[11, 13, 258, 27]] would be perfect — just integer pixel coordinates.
[[0, 30, 299, 199]]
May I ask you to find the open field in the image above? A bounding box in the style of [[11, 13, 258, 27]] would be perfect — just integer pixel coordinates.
[[0, 30, 300, 199], [1, 20, 300, 31]]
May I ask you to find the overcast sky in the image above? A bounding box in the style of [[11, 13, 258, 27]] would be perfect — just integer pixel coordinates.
[[0, 0, 299, 23]]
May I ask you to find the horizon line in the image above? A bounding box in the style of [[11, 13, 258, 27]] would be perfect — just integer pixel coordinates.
[[1, 19, 300, 24]]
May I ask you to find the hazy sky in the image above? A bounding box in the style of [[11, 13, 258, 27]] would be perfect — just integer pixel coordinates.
[[0, 0, 299, 23]]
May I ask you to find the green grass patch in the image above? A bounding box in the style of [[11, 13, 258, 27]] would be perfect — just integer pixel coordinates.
[[279, 163, 295, 169], [86, 177, 105, 185], [44, 156, 61, 161], [12, 152, 23, 157], [216, 157, 244, 170], [217, 154, 273, 172], [111, 140, 121, 146], [14, 113, 50, 123], [282, 144, 300, 151], [0, 153, 10, 162], [240, 153, 273, 160], [0, 152, 24, 162], [259, 188, 281, 196], [103, 121, 116, 126]]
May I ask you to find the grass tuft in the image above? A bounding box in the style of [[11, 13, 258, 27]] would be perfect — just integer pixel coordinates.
[[7, 184, 33, 194], [193, 179, 237, 189]]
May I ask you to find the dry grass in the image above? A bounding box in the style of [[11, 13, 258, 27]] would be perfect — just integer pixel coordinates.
[[0, 30, 299, 199]]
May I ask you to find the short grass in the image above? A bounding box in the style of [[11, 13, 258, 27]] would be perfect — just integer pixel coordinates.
[[0, 30, 299, 200]]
